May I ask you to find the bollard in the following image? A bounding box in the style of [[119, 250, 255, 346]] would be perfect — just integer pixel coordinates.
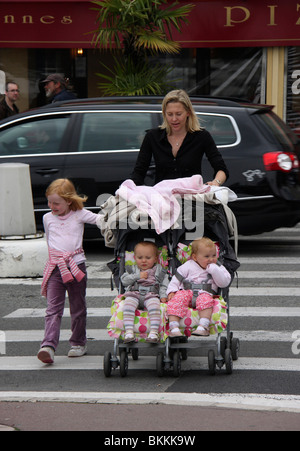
[[0, 163, 48, 278], [0, 163, 36, 237]]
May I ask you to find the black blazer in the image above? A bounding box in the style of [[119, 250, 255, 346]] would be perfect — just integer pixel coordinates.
[[131, 128, 229, 185]]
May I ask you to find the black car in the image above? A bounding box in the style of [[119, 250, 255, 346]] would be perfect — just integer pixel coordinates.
[[0, 96, 299, 236]]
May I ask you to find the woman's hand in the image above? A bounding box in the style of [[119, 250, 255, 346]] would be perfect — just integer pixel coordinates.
[[206, 171, 226, 187], [206, 180, 221, 186]]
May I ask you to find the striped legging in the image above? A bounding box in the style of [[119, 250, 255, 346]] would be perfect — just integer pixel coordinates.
[[123, 296, 161, 332]]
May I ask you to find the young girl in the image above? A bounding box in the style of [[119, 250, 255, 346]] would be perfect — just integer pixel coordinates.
[[37, 179, 99, 364], [166, 237, 231, 337], [121, 241, 169, 343]]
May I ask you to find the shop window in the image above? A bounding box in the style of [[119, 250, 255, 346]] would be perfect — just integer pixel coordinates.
[[157, 47, 264, 103], [286, 47, 300, 137]]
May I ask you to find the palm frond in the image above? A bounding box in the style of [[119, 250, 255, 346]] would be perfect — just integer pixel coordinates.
[[136, 30, 180, 54], [96, 57, 175, 96]]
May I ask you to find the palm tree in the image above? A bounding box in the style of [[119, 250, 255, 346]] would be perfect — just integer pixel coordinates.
[[91, 0, 194, 96]]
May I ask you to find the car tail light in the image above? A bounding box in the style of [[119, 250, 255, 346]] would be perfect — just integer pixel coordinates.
[[263, 152, 299, 172]]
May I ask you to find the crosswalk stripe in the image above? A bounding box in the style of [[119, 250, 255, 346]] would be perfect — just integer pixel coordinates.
[[238, 257, 300, 264], [0, 283, 298, 296], [83, 287, 299, 297], [237, 271, 300, 278], [0, 259, 299, 286], [1, 329, 297, 343], [227, 287, 299, 296], [4, 306, 300, 319], [0, 356, 299, 372]]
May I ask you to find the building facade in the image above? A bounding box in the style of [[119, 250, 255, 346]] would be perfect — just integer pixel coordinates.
[[0, 0, 300, 133]]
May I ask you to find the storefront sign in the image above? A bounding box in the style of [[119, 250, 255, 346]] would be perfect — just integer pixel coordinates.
[[0, 0, 300, 48]]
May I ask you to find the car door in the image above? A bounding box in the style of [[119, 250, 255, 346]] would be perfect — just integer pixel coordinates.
[[0, 113, 72, 228], [63, 110, 158, 211]]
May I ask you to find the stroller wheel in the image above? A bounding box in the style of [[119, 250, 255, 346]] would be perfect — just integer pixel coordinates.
[[173, 350, 181, 377], [208, 349, 216, 376], [220, 336, 227, 359], [120, 350, 129, 377], [231, 338, 240, 361], [132, 348, 139, 361], [103, 351, 112, 377], [156, 352, 165, 377], [225, 348, 233, 375]]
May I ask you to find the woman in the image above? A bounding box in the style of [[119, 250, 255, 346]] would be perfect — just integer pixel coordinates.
[[131, 90, 229, 186]]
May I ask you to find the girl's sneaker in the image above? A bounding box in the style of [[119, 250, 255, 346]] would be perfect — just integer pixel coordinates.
[[68, 345, 87, 358], [37, 346, 55, 364]]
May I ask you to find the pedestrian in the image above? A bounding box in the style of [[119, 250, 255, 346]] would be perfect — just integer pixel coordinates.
[[166, 237, 231, 337], [0, 81, 20, 120], [131, 89, 229, 187], [42, 73, 77, 103], [37, 179, 99, 364], [120, 242, 169, 344]]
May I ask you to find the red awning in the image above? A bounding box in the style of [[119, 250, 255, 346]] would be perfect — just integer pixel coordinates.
[[0, 0, 299, 49]]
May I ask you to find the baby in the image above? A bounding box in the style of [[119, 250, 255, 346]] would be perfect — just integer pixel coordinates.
[[121, 241, 169, 343], [167, 237, 231, 337]]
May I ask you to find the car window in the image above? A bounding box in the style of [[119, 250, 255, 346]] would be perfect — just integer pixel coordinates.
[[259, 111, 297, 151], [78, 112, 154, 152], [0, 116, 70, 156], [197, 113, 238, 147]]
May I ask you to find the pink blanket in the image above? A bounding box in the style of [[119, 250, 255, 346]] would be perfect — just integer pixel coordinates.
[[116, 175, 210, 234]]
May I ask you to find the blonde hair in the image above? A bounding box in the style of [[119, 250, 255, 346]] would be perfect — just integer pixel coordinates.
[[160, 89, 202, 135], [191, 237, 215, 254], [134, 241, 159, 257], [46, 179, 87, 211]]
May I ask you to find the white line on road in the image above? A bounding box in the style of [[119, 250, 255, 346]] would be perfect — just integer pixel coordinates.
[[1, 329, 296, 343], [237, 271, 300, 278], [4, 306, 300, 319], [0, 356, 299, 372], [0, 266, 299, 286], [0, 283, 297, 297]]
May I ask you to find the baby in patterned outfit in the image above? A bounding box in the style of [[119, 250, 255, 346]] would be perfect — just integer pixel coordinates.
[[166, 237, 231, 337], [121, 242, 169, 343]]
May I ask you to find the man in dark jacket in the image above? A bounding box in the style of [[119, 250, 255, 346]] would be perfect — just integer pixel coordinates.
[[0, 82, 20, 120], [42, 74, 77, 103]]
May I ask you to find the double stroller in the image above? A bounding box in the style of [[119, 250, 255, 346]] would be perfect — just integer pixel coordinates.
[[102, 195, 240, 377]]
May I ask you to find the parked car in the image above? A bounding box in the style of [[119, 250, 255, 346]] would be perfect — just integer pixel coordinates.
[[0, 96, 299, 237]]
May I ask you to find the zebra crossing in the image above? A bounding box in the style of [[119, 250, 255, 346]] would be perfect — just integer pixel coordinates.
[[0, 226, 300, 411], [0, 260, 299, 370]]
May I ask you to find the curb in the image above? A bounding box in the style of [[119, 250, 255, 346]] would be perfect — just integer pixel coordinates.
[[0, 424, 15, 431], [1, 392, 300, 413]]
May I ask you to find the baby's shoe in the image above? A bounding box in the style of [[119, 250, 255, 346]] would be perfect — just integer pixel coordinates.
[[68, 345, 87, 357], [146, 331, 159, 343], [168, 321, 182, 338], [192, 326, 210, 337], [169, 328, 183, 338], [37, 346, 55, 364], [124, 331, 135, 343]]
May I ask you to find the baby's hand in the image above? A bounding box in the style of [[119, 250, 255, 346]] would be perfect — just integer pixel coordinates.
[[160, 298, 167, 304], [140, 271, 148, 279], [167, 292, 175, 301]]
